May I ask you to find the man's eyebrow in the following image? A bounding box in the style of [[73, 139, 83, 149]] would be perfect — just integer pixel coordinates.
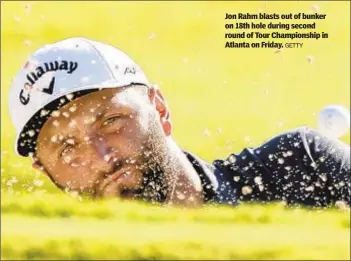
[[45, 132, 70, 148], [95, 107, 108, 121], [42, 133, 80, 158]]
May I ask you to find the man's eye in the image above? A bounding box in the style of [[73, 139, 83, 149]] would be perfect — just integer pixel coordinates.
[[102, 116, 120, 126], [59, 144, 74, 157]]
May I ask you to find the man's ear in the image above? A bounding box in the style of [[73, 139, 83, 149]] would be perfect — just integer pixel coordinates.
[[148, 86, 172, 136]]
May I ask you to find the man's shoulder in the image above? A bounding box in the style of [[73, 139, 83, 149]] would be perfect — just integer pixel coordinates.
[[183, 151, 219, 201]]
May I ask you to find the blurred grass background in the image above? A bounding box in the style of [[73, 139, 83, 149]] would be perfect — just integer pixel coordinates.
[[1, 1, 350, 260]]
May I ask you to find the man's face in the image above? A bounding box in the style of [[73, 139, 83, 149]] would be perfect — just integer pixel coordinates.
[[36, 86, 169, 200]]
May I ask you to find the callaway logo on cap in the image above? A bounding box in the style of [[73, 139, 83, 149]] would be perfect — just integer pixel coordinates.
[[8, 37, 150, 157], [20, 60, 78, 105]]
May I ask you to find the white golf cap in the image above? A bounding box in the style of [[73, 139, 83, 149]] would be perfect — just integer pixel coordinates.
[[8, 37, 151, 157]]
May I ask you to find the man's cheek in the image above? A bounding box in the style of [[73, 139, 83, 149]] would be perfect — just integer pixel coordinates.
[[125, 112, 151, 138], [122, 119, 143, 139], [109, 127, 145, 157], [54, 167, 95, 190]]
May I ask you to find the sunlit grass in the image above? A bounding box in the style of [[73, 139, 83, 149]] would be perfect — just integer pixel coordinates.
[[1, 1, 350, 260], [2, 191, 350, 260]]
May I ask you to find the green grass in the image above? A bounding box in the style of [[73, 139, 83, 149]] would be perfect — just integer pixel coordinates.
[[2, 192, 350, 260], [1, 1, 350, 260]]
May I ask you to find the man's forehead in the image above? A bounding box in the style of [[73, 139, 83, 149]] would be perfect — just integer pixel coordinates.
[[54, 88, 127, 117], [68, 88, 120, 107], [61, 86, 143, 111], [38, 86, 147, 137], [37, 90, 114, 136]]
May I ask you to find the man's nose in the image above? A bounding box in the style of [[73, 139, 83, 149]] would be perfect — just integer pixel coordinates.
[[89, 135, 120, 170]]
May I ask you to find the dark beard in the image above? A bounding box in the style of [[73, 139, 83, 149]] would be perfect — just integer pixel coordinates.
[[138, 164, 168, 203], [119, 139, 169, 204], [120, 164, 168, 204], [123, 114, 172, 204]]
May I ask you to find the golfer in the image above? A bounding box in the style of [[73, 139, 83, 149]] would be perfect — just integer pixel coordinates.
[[9, 37, 350, 208]]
